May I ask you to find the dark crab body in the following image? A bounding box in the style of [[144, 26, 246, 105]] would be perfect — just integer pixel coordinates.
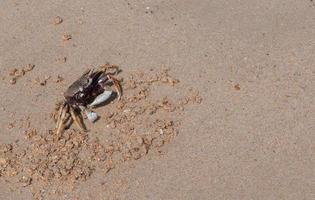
[[55, 65, 121, 138], [64, 69, 110, 107]]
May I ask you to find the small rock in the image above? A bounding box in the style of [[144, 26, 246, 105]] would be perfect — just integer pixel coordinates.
[[62, 34, 72, 41], [234, 84, 241, 90], [53, 16, 63, 25], [86, 111, 99, 123], [9, 78, 16, 85]]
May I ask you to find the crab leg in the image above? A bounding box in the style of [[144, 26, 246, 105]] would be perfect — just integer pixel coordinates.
[[69, 107, 87, 132], [56, 104, 70, 138], [57, 114, 70, 139], [100, 64, 119, 74], [65, 117, 73, 129], [55, 102, 66, 130], [107, 74, 122, 100]]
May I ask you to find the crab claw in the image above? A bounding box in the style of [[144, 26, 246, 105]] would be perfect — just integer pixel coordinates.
[[88, 90, 112, 108], [107, 75, 122, 100]]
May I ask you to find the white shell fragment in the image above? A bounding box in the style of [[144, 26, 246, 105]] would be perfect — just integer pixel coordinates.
[[88, 90, 112, 107], [85, 110, 99, 123]]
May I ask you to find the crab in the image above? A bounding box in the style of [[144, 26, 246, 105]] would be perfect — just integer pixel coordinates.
[[54, 64, 122, 138]]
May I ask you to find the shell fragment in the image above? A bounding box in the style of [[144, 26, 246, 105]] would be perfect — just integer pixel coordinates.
[[85, 110, 99, 123]]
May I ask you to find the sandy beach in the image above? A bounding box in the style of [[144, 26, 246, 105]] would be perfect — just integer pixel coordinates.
[[1, 0, 315, 199]]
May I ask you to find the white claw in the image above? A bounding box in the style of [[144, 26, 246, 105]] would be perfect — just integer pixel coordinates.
[[85, 110, 99, 123], [88, 90, 112, 108]]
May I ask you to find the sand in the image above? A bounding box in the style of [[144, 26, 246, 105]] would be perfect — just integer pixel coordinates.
[[1, 0, 315, 199]]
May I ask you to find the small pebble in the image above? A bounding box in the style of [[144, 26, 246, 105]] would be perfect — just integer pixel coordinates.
[[62, 34, 72, 41], [85, 110, 99, 122], [234, 84, 241, 90], [10, 78, 16, 84], [53, 16, 63, 25]]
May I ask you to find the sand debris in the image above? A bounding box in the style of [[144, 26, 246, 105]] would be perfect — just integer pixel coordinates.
[[0, 68, 202, 199], [56, 57, 67, 63], [33, 76, 51, 86], [55, 75, 64, 83], [8, 64, 35, 85]]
